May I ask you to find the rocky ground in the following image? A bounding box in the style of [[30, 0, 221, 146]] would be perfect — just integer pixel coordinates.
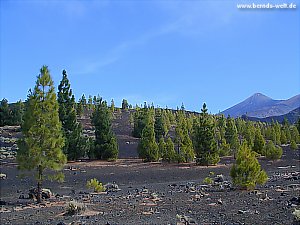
[[1, 117, 300, 225], [0, 145, 300, 225]]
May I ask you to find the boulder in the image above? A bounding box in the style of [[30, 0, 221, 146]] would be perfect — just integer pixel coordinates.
[[214, 174, 224, 183], [28, 188, 52, 199], [0, 173, 7, 180], [104, 183, 121, 192]]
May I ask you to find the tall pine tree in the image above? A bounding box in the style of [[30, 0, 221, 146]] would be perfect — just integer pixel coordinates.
[[17, 66, 66, 203], [164, 137, 176, 162], [154, 108, 168, 140], [138, 111, 159, 162], [0, 98, 10, 126], [253, 127, 265, 155], [193, 103, 219, 165], [225, 117, 240, 156], [175, 111, 194, 163], [91, 100, 119, 160], [58, 70, 86, 160], [133, 107, 148, 138]]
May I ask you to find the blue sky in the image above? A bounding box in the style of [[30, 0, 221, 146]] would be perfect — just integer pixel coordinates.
[[1, 0, 299, 113]]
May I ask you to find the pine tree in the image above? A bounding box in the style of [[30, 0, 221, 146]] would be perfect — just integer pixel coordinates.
[[0, 98, 13, 126], [165, 137, 176, 162], [158, 137, 166, 159], [94, 94, 102, 105], [265, 140, 283, 160], [133, 107, 148, 138], [280, 131, 287, 144], [93, 96, 97, 105], [235, 118, 246, 137], [290, 140, 298, 150], [81, 94, 87, 107], [265, 126, 273, 140], [154, 108, 168, 140], [225, 117, 240, 156], [193, 103, 219, 165], [167, 109, 176, 125], [297, 118, 300, 134], [244, 121, 256, 148], [86, 137, 96, 159], [285, 127, 291, 143], [58, 70, 86, 160], [150, 102, 155, 110], [281, 120, 290, 144], [0, 99, 24, 126], [180, 102, 185, 111], [230, 141, 267, 190], [91, 100, 119, 160], [88, 95, 94, 110], [219, 138, 231, 156], [216, 115, 226, 141], [273, 121, 281, 145], [76, 99, 84, 117], [110, 99, 115, 112], [11, 100, 24, 125], [162, 109, 171, 131], [253, 128, 265, 155], [129, 112, 134, 126], [290, 126, 300, 144], [122, 99, 129, 110], [17, 66, 67, 203], [175, 111, 194, 163], [186, 114, 194, 132], [282, 117, 289, 127], [138, 112, 159, 162]]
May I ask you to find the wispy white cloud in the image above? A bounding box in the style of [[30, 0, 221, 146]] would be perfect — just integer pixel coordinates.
[[73, 29, 165, 75], [155, 1, 238, 36], [74, 1, 238, 75], [75, 56, 119, 75]]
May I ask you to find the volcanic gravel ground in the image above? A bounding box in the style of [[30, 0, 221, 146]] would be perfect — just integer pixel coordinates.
[[0, 146, 299, 225]]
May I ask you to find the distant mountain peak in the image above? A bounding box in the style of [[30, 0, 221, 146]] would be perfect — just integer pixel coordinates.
[[220, 93, 300, 118], [249, 92, 272, 100], [253, 92, 264, 96]]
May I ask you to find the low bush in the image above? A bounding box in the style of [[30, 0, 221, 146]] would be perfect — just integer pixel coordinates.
[[230, 142, 268, 190], [86, 178, 106, 192], [203, 177, 213, 185], [65, 200, 86, 215], [291, 140, 298, 150], [265, 141, 282, 160]]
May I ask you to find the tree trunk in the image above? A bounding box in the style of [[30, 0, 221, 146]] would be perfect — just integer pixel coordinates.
[[37, 165, 42, 203], [177, 145, 180, 163]]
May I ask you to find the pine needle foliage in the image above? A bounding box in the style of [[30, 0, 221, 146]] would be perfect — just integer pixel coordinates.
[[91, 100, 119, 160], [230, 141, 267, 190], [17, 66, 67, 203], [265, 141, 283, 160], [138, 111, 159, 162], [193, 103, 219, 165], [58, 70, 86, 160], [86, 178, 105, 192]]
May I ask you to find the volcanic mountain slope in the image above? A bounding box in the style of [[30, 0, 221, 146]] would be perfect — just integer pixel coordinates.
[[78, 109, 140, 158], [243, 107, 300, 124], [221, 93, 300, 118]]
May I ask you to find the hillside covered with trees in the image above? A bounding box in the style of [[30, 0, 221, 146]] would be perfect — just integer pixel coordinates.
[[1, 66, 300, 224], [1, 68, 300, 164]]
